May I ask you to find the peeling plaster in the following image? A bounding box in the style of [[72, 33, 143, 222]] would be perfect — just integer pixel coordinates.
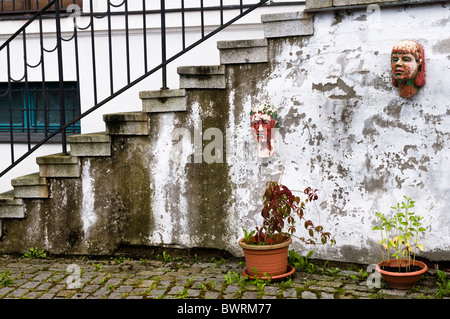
[[81, 159, 97, 238], [148, 113, 179, 245], [228, 6, 450, 262]]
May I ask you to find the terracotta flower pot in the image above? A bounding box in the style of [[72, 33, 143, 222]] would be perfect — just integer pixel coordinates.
[[238, 236, 292, 277], [376, 259, 428, 289]]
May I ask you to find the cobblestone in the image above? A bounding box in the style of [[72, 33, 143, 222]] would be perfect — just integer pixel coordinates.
[[301, 290, 317, 299], [0, 253, 447, 301]]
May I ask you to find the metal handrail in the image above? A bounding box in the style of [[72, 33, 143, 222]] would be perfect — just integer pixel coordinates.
[[0, 0, 305, 180]]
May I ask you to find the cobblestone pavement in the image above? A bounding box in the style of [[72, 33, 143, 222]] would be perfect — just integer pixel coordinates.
[[0, 252, 448, 301]]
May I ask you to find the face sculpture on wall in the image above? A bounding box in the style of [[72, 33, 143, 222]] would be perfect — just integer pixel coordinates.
[[391, 40, 426, 98], [250, 104, 278, 158]]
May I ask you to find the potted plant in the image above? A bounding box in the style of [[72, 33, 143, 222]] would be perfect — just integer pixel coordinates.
[[372, 195, 428, 289], [239, 180, 335, 279]]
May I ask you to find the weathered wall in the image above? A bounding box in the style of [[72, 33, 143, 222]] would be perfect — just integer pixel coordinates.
[[231, 5, 450, 263], [138, 4, 450, 263], [234, 4, 450, 263], [1, 3, 448, 264]]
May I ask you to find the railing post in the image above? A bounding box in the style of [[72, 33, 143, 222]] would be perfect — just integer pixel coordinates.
[[160, 0, 168, 90], [55, 0, 67, 154]]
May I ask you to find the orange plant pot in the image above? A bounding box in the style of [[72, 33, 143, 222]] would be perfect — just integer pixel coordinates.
[[376, 259, 428, 289], [238, 236, 292, 277]]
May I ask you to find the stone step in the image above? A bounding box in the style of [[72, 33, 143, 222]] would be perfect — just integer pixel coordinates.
[[67, 132, 112, 157], [177, 65, 226, 89], [261, 11, 314, 38], [217, 39, 268, 65], [305, 0, 332, 10], [36, 153, 81, 178], [139, 89, 187, 113], [0, 191, 25, 219], [11, 173, 49, 199], [103, 112, 150, 136]]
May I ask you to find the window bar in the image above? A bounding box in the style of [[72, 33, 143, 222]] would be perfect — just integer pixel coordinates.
[[89, 0, 98, 105], [142, 0, 148, 73], [220, 0, 224, 26], [23, 30, 32, 150], [38, 11, 49, 138], [31, 87, 37, 133], [107, 1, 114, 95], [72, 2, 81, 122], [125, 0, 131, 85], [55, 0, 67, 154], [70, 89, 77, 133], [160, 0, 168, 90], [240, 0, 244, 14], [181, 0, 185, 50], [200, 0, 205, 38], [7, 44, 15, 164]]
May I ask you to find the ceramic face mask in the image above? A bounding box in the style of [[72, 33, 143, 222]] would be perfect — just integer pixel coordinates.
[[391, 40, 426, 98], [250, 104, 278, 157]]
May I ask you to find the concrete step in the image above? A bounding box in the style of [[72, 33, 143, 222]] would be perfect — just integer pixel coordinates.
[[261, 11, 314, 38], [103, 112, 150, 136], [36, 153, 81, 178], [139, 89, 187, 113], [217, 39, 268, 65], [67, 132, 112, 157], [177, 65, 226, 89], [0, 191, 25, 219], [11, 173, 49, 199]]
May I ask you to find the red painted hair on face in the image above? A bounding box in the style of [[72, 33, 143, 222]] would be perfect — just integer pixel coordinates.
[[391, 40, 426, 88]]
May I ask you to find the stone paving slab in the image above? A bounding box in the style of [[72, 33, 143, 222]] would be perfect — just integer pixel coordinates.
[[0, 253, 448, 302]]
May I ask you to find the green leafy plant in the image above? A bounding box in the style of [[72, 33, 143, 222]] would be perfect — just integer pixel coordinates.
[[208, 257, 228, 267], [288, 249, 317, 273], [372, 196, 426, 272], [277, 277, 293, 290], [349, 268, 369, 281], [224, 270, 244, 285], [139, 258, 148, 265], [92, 262, 104, 270], [186, 276, 195, 286], [223, 269, 272, 296], [244, 181, 335, 246], [435, 270, 450, 299], [243, 229, 256, 243], [158, 251, 182, 263], [201, 280, 217, 291], [248, 267, 272, 293], [0, 271, 14, 287], [110, 256, 130, 265], [162, 251, 171, 262], [177, 287, 189, 299], [22, 247, 47, 259]]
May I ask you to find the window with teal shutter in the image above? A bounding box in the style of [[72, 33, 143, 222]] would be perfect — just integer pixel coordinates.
[[0, 82, 81, 141]]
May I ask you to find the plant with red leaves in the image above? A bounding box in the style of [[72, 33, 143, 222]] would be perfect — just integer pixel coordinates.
[[248, 181, 335, 246]]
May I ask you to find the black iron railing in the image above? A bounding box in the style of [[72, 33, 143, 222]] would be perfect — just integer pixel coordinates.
[[0, 0, 305, 180]]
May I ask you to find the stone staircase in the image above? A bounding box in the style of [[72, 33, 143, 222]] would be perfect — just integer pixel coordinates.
[[0, 11, 313, 253]]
